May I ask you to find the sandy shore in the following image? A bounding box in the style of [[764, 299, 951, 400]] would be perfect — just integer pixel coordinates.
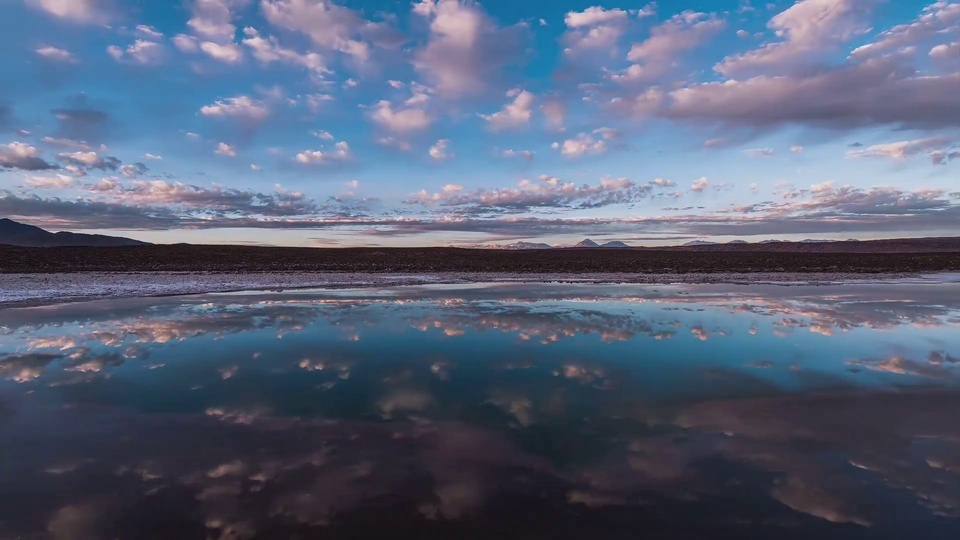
[[3, 271, 959, 308]]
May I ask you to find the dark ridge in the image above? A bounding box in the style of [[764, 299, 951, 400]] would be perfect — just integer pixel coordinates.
[[0, 218, 149, 247], [1, 243, 957, 274]]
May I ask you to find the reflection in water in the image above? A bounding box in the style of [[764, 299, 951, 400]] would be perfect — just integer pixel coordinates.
[[1, 283, 959, 539]]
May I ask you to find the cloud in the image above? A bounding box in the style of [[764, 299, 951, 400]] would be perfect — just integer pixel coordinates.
[[57, 151, 121, 171], [715, 0, 880, 77], [120, 163, 148, 178], [369, 99, 432, 133], [658, 54, 960, 130], [136, 24, 164, 39], [376, 137, 412, 152], [501, 149, 534, 160], [552, 127, 620, 157], [405, 175, 653, 212], [480, 89, 534, 132], [745, 148, 774, 158], [561, 6, 631, 58], [540, 98, 567, 131], [690, 177, 709, 192], [615, 11, 725, 83], [198, 41, 244, 64], [241, 27, 327, 76], [172, 34, 200, 53], [852, 1, 960, 59], [187, 0, 243, 42], [0, 142, 57, 171], [65, 178, 319, 217], [412, 0, 530, 98], [295, 141, 351, 164], [429, 139, 451, 160], [199, 95, 270, 122], [260, 0, 373, 65], [35, 45, 78, 63], [107, 40, 164, 65], [930, 41, 960, 61], [791, 145, 804, 153], [26, 0, 110, 24], [41, 137, 97, 151], [142, 153, 162, 160], [215, 142, 237, 157], [846, 137, 958, 164], [28, 174, 76, 189]]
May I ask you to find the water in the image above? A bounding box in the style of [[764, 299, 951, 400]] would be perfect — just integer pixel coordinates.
[[1, 282, 958, 539]]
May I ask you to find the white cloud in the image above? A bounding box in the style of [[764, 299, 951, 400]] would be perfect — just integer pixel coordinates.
[[200, 95, 270, 122], [846, 137, 957, 164], [215, 142, 237, 157], [136, 24, 164, 39], [142, 153, 163, 160], [412, 0, 530, 98], [501, 149, 534, 160], [304, 93, 335, 113], [615, 11, 724, 83], [745, 147, 774, 157], [107, 40, 164, 65], [242, 27, 327, 76], [56, 151, 100, 166], [376, 137, 413, 152], [35, 45, 78, 63], [552, 127, 620, 157], [370, 100, 432, 133], [172, 34, 200, 53], [540, 98, 567, 131], [429, 139, 451, 160], [716, 0, 879, 77], [26, 0, 109, 24], [199, 41, 244, 64], [312, 130, 334, 141], [690, 177, 709, 192], [260, 0, 371, 65], [791, 145, 804, 153], [650, 178, 677, 188], [562, 6, 631, 57], [930, 41, 960, 60], [28, 174, 75, 189], [187, 0, 242, 43], [295, 141, 351, 164], [406, 174, 654, 210], [41, 137, 95, 151], [250, 164, 262, 171], [852, 2, 960, 58], [480, 89, 535, 132], [1, 142, 54, 170]]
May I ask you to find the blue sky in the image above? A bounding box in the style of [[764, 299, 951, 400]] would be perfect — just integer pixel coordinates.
[[0, 0, 958, 246]]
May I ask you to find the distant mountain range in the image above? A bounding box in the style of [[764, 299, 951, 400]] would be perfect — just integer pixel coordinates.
[[0, 218, 149, 247], [465, 237, 959, 253]]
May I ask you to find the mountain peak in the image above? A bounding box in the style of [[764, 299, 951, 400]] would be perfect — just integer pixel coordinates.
[[575, 239, 600, 248], [600, 241, 630, 248]]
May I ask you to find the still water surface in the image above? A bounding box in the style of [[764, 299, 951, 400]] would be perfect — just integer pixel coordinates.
[[1, 283, 959, 539]]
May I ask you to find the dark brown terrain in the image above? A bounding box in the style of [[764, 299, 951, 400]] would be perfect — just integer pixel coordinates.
[[2, 241, 958, 274]]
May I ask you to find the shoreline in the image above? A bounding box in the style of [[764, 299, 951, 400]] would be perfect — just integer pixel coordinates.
[[3, 271, 959, 308]]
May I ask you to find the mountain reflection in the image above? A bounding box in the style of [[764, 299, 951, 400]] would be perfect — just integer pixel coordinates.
[[0, 283, 958, 539]]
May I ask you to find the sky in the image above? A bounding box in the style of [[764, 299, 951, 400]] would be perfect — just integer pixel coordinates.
[[0, 0, 957, 247]]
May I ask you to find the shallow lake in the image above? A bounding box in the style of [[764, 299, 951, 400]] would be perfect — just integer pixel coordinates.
[[1, 282, 959, 539]]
